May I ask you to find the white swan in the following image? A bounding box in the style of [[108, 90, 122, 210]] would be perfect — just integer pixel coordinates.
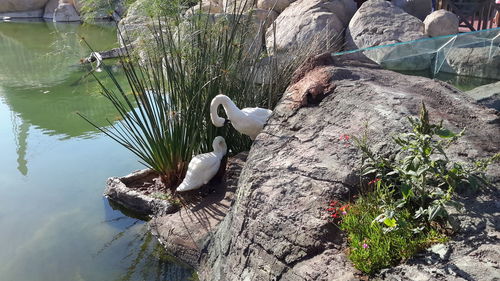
[[88, 51, 103, 72], [210, 94, 272, 140], [176, 136, 227, 192]]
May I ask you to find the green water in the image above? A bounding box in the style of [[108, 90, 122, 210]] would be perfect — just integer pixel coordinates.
[[0, 21, 194, 281]]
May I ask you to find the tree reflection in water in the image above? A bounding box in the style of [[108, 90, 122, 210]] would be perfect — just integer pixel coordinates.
[[97, 206, 197, 281]]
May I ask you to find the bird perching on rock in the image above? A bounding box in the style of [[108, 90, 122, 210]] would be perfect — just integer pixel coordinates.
[[210, 94, 273, 140], [176, 136, 227, 192]]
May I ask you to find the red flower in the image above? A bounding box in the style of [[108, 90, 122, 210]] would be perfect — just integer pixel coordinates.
[[339, 134, 350, 141], [368, 178, 381, 185]]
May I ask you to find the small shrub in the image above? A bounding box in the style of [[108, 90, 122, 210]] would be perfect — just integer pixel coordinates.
[[336, 103, 498, 275], [340, 192, 447, 275]]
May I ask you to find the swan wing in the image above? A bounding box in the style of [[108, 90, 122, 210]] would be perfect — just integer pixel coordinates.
[[241, 107, 272, 124], [176, 152, 221, 192]]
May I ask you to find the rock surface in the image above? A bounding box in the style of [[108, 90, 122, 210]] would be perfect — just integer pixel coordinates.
[[149, 153, 247, 267], [257, 0, 294, 13], [423, 9, 458, 37], [197, 55, 500, 280], [466, 81, 500, 111], [347, 0, 426, 49], [0, 9, 44, 18], [440, 46, 500, 80], [375, 191, 500, 281], [223, 0, 257, 12], [185, 0, 223, 15], [117, 0, 151, 47], [392, 0, 432, 20], [43, 0, 59, 18], [0, 0, 49, 13], [105, 169, 177, 216], [52, 2, 80, 22], [266, 0, 356, 59], [346, 0, 429, 70]]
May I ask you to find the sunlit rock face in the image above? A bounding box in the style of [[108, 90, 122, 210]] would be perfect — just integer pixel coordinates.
[[0, 0, 50, 13], [198, 55, 500, 281]]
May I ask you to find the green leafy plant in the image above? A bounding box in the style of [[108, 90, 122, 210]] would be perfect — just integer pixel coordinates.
[[340, 193, 447, 275], [354, 103, 494, 229], [337, 103, 498, 275]]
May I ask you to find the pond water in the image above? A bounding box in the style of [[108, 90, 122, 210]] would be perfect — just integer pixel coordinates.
[[0, 21, 195, 281]]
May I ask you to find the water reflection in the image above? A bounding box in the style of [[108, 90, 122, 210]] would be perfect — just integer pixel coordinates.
[[0, 21, 114, 88], [0, 21, 127, 176], [0, 21, 194, 281], [97, 213, 197, 281]]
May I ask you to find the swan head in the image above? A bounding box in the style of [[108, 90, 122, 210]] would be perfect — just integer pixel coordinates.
[[210, 95, 230, 127], [212, 136, 227, 156]]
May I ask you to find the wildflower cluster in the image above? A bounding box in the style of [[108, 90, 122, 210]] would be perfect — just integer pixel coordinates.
[[335, 103, 497, 275], [339, 134, 350, 147], [325, 200, 350, 222]]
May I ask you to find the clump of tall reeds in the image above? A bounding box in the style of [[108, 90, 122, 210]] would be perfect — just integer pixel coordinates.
[[80, 0, 326, 189]]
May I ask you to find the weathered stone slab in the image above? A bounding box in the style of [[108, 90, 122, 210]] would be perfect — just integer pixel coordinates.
[[104, 169, 178, 216], [149, 153, 247, 267]]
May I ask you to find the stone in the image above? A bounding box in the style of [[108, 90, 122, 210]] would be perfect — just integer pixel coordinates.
[[0, 0, 49, 13], [0, 9, 44, 18], [149, 153, 247, 267], [198, 55, 499, 280], [266, 0, 356, 60], [53, 3, 80, 22], [185, 0, 224, 15], [346, 0, 429, 70], [440, 46, 500, 80], [117, 0, 151, 47], [424, 9, 458, 37], [104, 169, 178, 216], [43, 0, 59, 19], [223, 0, 257, 13], [466, 81, 500, 111], [256, 0, 293, 13], [429, 243, 451, 260], [392, 0, 432, 21]]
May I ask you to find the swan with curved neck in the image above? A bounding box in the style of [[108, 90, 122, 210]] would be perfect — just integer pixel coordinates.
[[176, 136, 227, 192], [210, 94, 272, 140]]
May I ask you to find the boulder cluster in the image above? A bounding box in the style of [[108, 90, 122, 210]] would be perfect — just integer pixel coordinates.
[[0, 0, 124, 22]]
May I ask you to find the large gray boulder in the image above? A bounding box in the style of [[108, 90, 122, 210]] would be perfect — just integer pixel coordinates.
[[346, 0, 429, 70], [392, 0, 432, 20], [257, 0, 295, 13], [424, 9, 459, 37], [266, 0, 356, 58], [440, 46, 500, 80], [0, 0, 49, 13], [466, 81, 500, 111], [347, 0, 426, 49], [52, 2, 81, 21], [117, 0, 151, 47], [43, 0, 59, 18], [197, 55, 500, 281]]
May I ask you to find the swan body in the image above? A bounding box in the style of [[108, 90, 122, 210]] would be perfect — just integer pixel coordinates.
[[210, 94, 272, 140], [176, 136, 227, 192], [88, 52, 103, 72]]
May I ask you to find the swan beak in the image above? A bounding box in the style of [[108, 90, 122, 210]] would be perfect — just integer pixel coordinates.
[[224, 119, 231, 126]]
